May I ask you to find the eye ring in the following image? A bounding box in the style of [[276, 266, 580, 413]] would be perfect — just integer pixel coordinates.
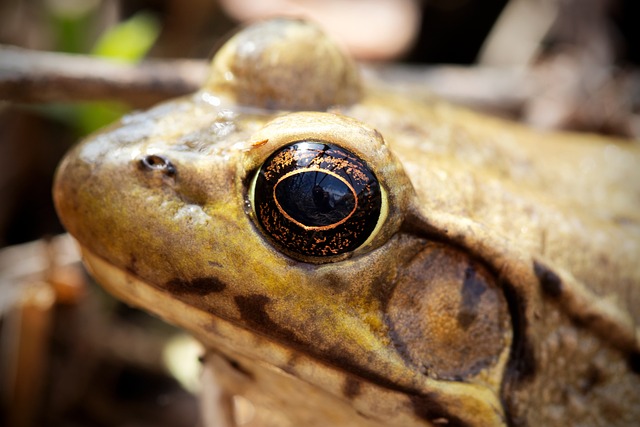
[[250, 141, 385, 260]]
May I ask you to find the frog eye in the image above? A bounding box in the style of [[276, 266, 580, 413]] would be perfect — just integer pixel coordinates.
[[251, 141, 384, 260]]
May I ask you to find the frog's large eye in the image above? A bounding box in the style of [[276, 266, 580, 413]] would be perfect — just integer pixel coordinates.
[[251, 141, 384, 259]]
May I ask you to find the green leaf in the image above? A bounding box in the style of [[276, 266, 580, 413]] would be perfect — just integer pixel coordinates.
[[91, 12, 160, 62]]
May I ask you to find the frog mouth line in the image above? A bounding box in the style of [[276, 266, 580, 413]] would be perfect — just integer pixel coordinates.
[[80, 247, 413, 392], [79, 246, 504, 427]]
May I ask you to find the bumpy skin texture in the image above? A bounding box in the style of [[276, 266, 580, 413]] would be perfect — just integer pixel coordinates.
[[54, 19, 640, 427]]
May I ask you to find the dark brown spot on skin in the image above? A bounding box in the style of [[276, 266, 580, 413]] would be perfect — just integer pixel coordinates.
[[343, 376, 362, 399], [533, 260, 563, 298], [457, 267, 487, 329], [165, 277, 226, 295], [501, 281, 536, 382], [501, 281, 536, 427], [579, 364, 603, 393], [234, 295, 302, 345], [409, 394, 470, 427], [629, 352, 640, 375]]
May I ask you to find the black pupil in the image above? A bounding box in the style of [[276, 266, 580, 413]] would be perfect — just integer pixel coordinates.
[[275, 171, 355, 227]]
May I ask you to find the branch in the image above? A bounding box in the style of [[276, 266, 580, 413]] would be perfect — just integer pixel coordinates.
[[0, 44, 533, 112], [0, 45, 208, 107]]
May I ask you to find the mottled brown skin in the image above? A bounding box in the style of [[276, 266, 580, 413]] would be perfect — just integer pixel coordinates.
[[54, 18, 640, 427]]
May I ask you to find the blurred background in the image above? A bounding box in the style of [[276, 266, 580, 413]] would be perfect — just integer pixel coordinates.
[[0, 1, 639, 426]]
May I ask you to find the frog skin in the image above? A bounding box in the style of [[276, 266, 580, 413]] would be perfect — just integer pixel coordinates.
[[53, 19, 640, 427]]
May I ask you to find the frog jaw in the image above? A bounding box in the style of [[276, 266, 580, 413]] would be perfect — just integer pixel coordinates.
[[80, 246, 508, 427]]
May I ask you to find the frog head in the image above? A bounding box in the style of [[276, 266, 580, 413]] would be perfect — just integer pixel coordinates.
[[54, 18, 640, 427]]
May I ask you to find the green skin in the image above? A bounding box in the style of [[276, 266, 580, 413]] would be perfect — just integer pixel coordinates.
[[54, 19, 640, 427]]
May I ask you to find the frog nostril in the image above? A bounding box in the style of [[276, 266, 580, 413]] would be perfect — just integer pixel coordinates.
[[140, 155, 176, 176]]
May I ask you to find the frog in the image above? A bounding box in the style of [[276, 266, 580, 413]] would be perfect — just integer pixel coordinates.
[[53, 18, 640, 427]]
